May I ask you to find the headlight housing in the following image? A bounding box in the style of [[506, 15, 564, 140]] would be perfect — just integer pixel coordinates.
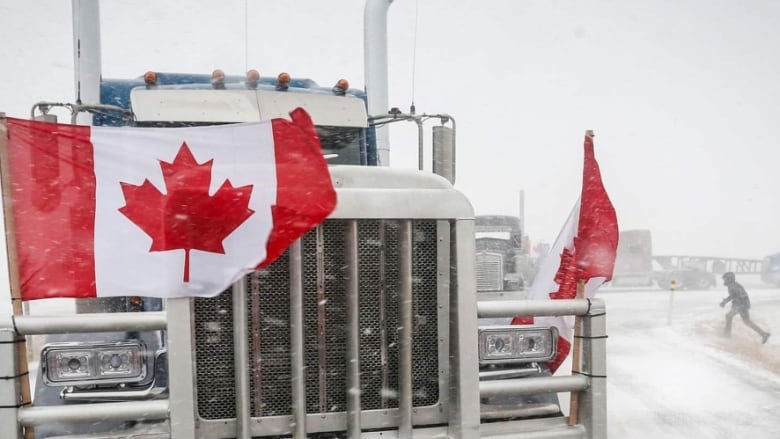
[[478, 325, 557, 365], [41, 341, 147, 386]]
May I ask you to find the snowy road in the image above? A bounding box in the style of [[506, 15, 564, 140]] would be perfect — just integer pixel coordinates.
[[601, 279, 780, 438]]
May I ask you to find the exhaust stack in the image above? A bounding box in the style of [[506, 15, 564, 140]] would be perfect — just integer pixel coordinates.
[[72, 0, 102, 125], [364, 0, 393, 166]]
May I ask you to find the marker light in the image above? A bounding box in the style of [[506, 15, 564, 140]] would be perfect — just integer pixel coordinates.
[[128, 295, 144, 311], [42, 341, 147, 386], [143, 71, 157, 87], [333, 78, 349, 95], [478, 326, 557, 365], [246, 69, 260, 89], [276, 72, 291, 91], [211, 69, 226, 89]]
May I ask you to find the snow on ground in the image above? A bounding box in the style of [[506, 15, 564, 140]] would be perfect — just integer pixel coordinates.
[[604, 286, 780, 438]]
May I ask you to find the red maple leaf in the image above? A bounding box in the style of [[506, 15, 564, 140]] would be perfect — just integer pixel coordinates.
[[549, 246, 578, 300], [118, 142, 254, 282]]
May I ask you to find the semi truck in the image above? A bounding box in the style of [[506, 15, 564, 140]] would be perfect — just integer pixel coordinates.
[[474, 215, 541, 295], [761, 252, 780, 286], [0, 1, 607, 438]]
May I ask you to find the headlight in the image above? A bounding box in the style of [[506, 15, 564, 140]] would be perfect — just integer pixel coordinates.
[[41, 341, 147, 386], [478, 325, 557, 365]]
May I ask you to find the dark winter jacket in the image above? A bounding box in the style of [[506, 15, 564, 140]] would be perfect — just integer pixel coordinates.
[[721, 281, 751, 310]]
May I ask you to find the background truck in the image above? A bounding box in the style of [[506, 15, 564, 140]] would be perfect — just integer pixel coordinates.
[[0, 1, 607, 438], [761, 252, 780, 286], [612, 229, 765, 290], [474, 215, 542, 295]]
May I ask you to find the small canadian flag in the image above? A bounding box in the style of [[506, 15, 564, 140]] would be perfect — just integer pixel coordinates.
[[3, 108, 336, 300]]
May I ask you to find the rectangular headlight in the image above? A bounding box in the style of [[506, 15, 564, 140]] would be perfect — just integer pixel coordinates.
[[42, 341, 147, 386], [478, 325, 558, 365]]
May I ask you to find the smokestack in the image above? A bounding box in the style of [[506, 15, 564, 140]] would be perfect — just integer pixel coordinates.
[[518, 190, 525, 234], [364, 0, 393, 166], [72, 0, 102, 125]]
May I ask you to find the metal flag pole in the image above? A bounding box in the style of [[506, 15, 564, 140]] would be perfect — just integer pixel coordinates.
[[568, 279, 585, 426]]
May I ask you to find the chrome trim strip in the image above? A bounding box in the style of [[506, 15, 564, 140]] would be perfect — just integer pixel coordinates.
[[478, 299, 594, 318], [13, 312, 166, 334], [398, 220, 413, 437], [316, 225, 328, 412], [18, 400, 168, 426], [346, 220, 362, 438], [289, 240, 308, 438], [233, 281, 251, 439], [479, 375, 589, 397]]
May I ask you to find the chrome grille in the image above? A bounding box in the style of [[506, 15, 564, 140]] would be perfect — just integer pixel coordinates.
[[476, 252, 503, 291], [193, 219, 440, 421]]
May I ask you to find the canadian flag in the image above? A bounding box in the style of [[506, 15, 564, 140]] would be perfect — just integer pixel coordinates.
[[513, 132, 618, 373], [3, 108, 336, 300]]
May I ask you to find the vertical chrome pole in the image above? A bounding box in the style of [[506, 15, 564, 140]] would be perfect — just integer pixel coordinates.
[[249, 276, 263, 417], [233, 280, 251, 439], [316, 227, 328, 412], [0, 317, 23, 439], [289, 240, 307, 438], [416, 118, 424, 171], [166, 298, 197, 439], [449, 218, 480, 438], [579, 299, 608, 439], [364, 0, 393, 166], [379, 222, 389, 408], [398, 220, 413, 436], [71, 0, 101, 125], [346, 221, 362, 438]]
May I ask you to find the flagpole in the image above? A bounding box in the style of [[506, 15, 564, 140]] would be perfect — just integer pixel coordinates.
[[568, 278, 585, 426], [569, 129, 595, 427], [568, 130, 595, 426], [0, 114, 35, 438]]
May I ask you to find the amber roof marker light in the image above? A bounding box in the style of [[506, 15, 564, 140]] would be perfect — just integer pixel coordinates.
[[276, 72, 291, 91], [332, 78, 350, 95], [211, 69, 226, 89], [246, 69, 260, 89], [143, 71, 157, 89]]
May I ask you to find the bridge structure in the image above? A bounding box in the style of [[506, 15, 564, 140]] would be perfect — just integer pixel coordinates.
[[652, 255, 764, 275]]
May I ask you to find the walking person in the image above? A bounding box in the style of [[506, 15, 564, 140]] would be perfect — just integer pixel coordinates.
[[719, 272, 770, 344]]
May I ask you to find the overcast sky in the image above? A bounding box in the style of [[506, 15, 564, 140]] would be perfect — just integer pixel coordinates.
[[1, 0, 779, 260]]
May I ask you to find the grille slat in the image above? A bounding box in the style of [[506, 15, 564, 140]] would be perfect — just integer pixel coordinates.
[[193, 219, 440, 423], [476, 252, 503, 291]]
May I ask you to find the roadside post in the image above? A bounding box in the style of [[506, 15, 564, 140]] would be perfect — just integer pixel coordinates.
[[666, 280, 677, 325]]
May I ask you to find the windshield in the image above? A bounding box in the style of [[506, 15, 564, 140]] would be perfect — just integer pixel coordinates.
[[133, 121, 366, 165], [475, 231, 512, 241], [316, 125, 364, 165]]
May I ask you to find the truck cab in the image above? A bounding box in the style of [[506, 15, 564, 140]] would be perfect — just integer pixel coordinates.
[[474, 215, 529, 295]]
